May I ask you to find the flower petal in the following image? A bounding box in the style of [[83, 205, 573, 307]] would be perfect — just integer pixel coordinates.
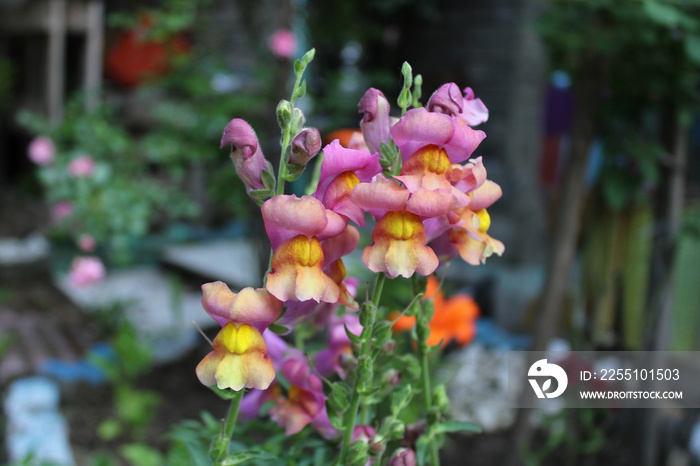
[[314, 140, 382, 201], [266, 235, 340, 303], [201, 282, 282, 331], [351, 176, 409, 218], [262, 195, 329, 249], [362, 211, 438, 278]]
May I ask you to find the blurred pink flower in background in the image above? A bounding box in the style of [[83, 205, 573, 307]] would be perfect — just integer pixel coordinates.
[[69, 256, 106, 287], [68, 155, 95, 177], [268, 29, 297, 58], [27, 136, 55, 165], [51, 201, 74, 222], [78, 234, 96, 252]]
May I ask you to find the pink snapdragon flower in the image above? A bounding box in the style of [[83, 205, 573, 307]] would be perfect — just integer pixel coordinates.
[[312, 140, 382, 226], [221, 118, 274, 200], [289, 128, 322, 168], [268, 29, 298, 58], [390, 107, 486, 163], [269, 357, 337, 438], [262, 194, 351, 303], [315, 312, 362, 378], [27, 136, 55, 165], [69, 256, 105, 287], [68, 155, 95, 177], [389, 448, 417, 466]]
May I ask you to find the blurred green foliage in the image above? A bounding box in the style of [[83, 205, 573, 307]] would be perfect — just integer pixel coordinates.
[[18, 98, 198, 265], [538, 0, 700, 211]]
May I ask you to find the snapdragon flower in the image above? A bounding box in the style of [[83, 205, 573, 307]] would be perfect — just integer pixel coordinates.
[[269, 357, 337, 438], [196, 282, 283, 391]]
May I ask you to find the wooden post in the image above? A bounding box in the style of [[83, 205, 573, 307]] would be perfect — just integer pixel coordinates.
[[83, 0, 104, 111], [47, 0, 66, 122]]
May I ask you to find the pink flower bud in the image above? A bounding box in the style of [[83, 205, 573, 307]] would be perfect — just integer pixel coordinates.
[[68, 155, 95, 177], [290, 128, 321, 167], [358, 88, 391, 154], [78, 234, 96, 252], [351, 425, 377, 444], [69, 256, 106, 287], [28, 136, 55, 165], [389, 448, 416, 466], [268, 29, 298, 59], [51, 201, 73, 222], [221, 118, 273, 199]]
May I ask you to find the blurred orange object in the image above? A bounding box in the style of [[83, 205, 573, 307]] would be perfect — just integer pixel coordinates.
[[324, 129, 367, 151], [392, 275, 479, 348]]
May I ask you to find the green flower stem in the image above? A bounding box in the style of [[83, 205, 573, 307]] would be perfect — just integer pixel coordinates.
[[264, 65, 310, 284], [339, 273, 386, 464], [413, 277, 440, 466], [214, 388, 244, 462]]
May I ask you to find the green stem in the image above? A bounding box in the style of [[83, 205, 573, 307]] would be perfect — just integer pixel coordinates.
[[413, 278, 440, 466], [372, 272, 386, 307], [338, 273, 386, 463], [214, 389, 244, 462]]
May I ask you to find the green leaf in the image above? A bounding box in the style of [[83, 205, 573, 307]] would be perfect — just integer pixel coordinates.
[[643, 0, 690, 28], [260, 167, 276, 190], [372, 320, 393, 347], [432, 420, 482, 435], [415, 435, 431, 466], [294, 80, 307, 100], [685, 34, 700, 64], [219, 449, 277, 465], [390, 385, 413, 415], [345, 324, 362, 345], [328, 382, 351, 412], [97, 419, 122, 441], [300, 48, 316, 68], [249, 189, 273, 201], [120, 443, 163, 466], [268, 323, 289, 335]]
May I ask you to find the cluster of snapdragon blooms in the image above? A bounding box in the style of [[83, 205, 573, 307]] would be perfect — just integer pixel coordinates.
[[195, 52, 503, 465]]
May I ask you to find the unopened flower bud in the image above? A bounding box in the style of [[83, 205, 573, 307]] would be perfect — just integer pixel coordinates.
[[358, 87, 390, 154], [368, 435, 385, 455], [388, 420, 405, 438], [291, 107, 306, 133], [209, 434, 229, 460], [357, 357, 373, 386], [276, 100, 294, 129], [351, 425, 376, 444], [434, 384, 450, 413], [220, 118, 274, 200], [289, 128, 321, 167], [389, 448, 416, 466], [349, 440, 369, 466]]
